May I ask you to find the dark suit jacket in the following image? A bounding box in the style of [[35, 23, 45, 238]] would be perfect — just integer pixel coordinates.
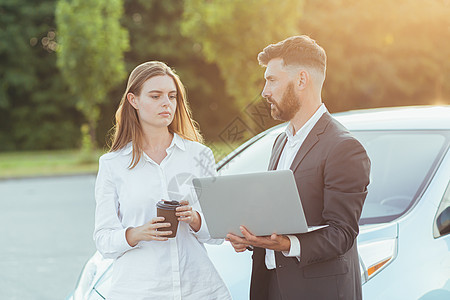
[[250, 112, 371, 300]]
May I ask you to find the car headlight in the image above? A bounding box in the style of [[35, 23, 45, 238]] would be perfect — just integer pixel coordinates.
[[359, 238, 398, 284], [72, 252, 106, 300]]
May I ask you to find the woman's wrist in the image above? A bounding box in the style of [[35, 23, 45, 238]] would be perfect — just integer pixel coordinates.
[[189, 211, 202, 232], [126, 226, 141, 247]]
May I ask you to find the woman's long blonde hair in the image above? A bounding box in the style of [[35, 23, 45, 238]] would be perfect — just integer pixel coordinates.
[[109, 61, 203, 168]]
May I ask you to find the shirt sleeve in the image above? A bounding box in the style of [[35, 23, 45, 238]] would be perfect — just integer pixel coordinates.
[[189, 146, 223, 245], [93, 156, 139, 259], [282, 235, 301, 261]]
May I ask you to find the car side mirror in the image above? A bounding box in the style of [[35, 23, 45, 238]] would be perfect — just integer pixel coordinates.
[[436, 206, 450, 236]]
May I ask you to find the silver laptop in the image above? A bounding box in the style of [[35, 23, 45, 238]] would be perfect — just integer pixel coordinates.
[[192, 170, 308, 239]]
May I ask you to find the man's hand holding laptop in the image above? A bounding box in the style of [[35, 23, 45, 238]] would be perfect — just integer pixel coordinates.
[[226, 226, 291, 252]]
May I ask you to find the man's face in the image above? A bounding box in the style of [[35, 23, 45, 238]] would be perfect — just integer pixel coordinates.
[[262, 58, 301, 121]]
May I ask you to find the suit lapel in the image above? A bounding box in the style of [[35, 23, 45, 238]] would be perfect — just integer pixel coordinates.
[[268, 132, 287, 171], [290, 112, 331, 173]]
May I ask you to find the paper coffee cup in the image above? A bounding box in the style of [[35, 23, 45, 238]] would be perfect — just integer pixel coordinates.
[[156, 200, 181, 238]]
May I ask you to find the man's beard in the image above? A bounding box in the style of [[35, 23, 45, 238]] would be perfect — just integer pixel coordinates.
[[269, 82, 300, 121]]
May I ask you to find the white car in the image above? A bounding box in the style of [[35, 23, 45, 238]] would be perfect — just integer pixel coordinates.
[[67, 106, 450, 300]]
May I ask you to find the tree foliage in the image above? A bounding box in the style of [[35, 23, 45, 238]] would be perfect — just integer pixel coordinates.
[[0, 0, 81, 151], [181, 0, 304, 107], [56, 0, 129, 148], [298, 0, 450, 112]]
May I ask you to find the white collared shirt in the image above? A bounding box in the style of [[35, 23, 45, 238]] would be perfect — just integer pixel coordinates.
[[265, 104, 327, 270], [94, 133, 231, 300]]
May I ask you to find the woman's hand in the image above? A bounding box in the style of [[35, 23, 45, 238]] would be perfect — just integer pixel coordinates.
[[126, 217, 172, 246], [176, 200, 201, 232]]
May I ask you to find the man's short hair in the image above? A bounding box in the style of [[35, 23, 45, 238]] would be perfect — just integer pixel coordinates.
[[258, 35, 327, 75]]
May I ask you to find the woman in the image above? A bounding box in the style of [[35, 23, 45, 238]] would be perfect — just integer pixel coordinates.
[[94, 61, 231, 300]]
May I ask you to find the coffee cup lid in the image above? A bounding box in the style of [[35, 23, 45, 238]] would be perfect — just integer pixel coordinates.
[[157, 200, 181, 210]]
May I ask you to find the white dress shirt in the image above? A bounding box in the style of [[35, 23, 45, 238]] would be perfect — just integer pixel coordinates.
[[265, 104, 327, 270], [94, 133, 231, 300]]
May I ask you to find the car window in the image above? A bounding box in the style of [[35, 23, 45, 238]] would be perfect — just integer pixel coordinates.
[[433, 182, 450, 238], [218, 131, 281, 176], [354, 131, 448, 224]]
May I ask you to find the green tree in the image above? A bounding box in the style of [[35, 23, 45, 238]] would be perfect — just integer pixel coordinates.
[[0, 0, 81, 151], [181, 0, 304, 108], [56, 0, 129, 150]]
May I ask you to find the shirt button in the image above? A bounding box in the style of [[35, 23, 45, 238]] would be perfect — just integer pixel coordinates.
[[278, 265, 283, 268]]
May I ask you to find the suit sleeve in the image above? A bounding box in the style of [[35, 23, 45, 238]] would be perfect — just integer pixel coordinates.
[[296, 137, 370, 266]]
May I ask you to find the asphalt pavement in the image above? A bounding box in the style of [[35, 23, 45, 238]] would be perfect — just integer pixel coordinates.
[[0, 175, 97, 300]]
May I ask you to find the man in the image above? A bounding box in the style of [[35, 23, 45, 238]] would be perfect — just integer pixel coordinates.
[[227, 35, 371, 300]]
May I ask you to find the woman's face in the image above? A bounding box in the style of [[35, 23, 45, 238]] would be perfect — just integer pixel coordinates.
[[128, 75, 178, 130]]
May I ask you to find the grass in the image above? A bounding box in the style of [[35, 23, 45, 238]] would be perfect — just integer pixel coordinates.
[[0, 142, 239, 179], [0, 149, 104, 179]]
